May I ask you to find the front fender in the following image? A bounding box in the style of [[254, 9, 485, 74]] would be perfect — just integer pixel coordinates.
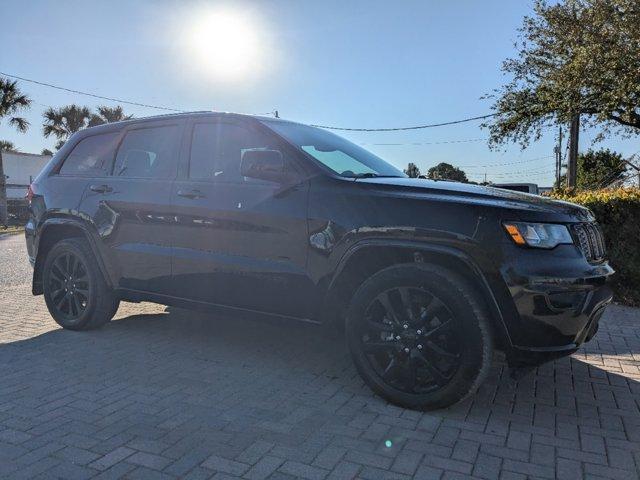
[[326, 238, 515, 350]]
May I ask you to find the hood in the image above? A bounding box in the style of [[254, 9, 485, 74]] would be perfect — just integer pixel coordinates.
[[354, 177, 593, 222]]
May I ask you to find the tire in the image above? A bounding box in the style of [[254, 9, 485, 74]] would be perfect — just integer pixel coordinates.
[[42, 237, 119, 331], [346, 263, 493, 410]]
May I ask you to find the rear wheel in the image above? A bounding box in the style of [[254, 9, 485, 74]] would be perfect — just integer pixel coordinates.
[[43, 238, 119, 330], [346, 264, 493, 410]]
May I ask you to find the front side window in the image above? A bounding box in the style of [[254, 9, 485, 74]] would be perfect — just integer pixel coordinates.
[[189, 122, 283, 183], [59, 132, 119, 176], [264, 121, 404, 178], [114, 125, 180, 179]]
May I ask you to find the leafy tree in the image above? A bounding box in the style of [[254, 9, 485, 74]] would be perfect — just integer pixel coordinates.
[[555, 148, 627, 189], [41, 148, 53, 156], [484, 0, 640, 149], [88, 105, 133, 126], [404, 162, 421, 178], [577, 148, 628, 188], [43, 104, 93, 150], [427, 162, 469, 182], [0, 78, 31, 226], [0, 140, 18, 152]]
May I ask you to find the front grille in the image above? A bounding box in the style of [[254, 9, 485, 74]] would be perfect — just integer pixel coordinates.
[[572, 223, 606, 262]]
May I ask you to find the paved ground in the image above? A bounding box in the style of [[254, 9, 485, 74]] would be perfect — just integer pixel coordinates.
[[0, 234, 639, 480]]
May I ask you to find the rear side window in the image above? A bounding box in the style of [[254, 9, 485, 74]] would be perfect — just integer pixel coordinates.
[[114, 125, 181, 179], [189, 122, 282, 182], [59, 132, 119, 176]]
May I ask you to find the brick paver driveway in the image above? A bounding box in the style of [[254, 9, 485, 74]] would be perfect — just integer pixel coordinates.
[[1, 234, 639, 480]]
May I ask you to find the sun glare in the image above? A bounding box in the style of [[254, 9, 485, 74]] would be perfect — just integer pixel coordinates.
[[187, 10, 261, 81]]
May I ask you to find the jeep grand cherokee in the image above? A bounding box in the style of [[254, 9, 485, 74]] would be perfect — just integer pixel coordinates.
[[25, 112, 614, 410]]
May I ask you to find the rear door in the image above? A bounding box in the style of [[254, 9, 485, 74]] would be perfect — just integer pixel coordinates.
[[78, 119, 185, 293], [48, 130, 121, 232], [170, 117, 314, 318]]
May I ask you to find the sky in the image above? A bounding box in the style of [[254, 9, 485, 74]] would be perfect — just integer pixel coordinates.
[[1, 0, 638, 186]]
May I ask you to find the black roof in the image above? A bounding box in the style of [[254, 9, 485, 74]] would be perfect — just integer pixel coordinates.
[[89, 110, 298, 128], [69, 111, 308, 142]]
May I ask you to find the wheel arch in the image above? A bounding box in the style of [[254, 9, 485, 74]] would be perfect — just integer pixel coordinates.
[[32, 217, 113, 295], [323, 240, 513, 350]]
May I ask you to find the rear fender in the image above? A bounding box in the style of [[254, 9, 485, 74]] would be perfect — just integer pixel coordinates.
[[32, 216, 114, 294]]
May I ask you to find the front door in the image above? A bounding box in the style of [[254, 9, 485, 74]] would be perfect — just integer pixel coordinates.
[[171, 118, 313, 318]]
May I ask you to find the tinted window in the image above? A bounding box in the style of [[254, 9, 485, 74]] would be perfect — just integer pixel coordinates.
[[189, 122, 281, 182], [59, 132, 119, 176], [265, 121, 404, 178], [114, 125, 180, 179]]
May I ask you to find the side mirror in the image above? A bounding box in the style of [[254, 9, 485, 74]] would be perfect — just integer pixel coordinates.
[[240, 149, 285, 183]]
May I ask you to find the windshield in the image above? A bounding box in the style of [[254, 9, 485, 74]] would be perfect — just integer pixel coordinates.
[[264, 121, 405, 178]]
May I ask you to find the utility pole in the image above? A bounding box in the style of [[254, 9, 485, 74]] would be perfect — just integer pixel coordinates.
[[567, 114, 580, 188], [554, 126, 563, 188]]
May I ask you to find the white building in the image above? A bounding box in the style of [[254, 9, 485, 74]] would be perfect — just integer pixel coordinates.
[[2, 151, 52, 199]]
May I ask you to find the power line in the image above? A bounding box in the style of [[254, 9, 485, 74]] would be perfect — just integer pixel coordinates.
[[468, 169, 555, 177], [467, 170, 553, 177], [360, 138, 485, 146], [468, 172, 555, 178], [2, 71, 562, 174], [492, 166, 555, 175], [1, 72, 557, 171], [598, 167, 627, 188], [466, 166, 554, 176], [309, 113, 496, 132], [2, 71, 499, 131], [0, 71, 184, 112], [458, 155, 554, 168]]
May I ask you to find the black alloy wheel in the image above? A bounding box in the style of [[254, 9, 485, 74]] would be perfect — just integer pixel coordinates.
[[358, 286, 461, 394], [47, 251, 91, 320], [346, 264, 493, 410], [43, 238, 119, 330]]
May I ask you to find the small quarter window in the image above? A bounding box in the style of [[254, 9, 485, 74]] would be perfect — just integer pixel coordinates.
[[114, 125, 181, 179], [59, 132, 119, 176]]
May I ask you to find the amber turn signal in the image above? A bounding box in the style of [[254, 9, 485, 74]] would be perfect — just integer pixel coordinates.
[[503, 223, 526, 245]]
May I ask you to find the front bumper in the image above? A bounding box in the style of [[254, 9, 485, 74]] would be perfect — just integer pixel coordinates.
[[497, 244, 614, 366], [508, 281, 612, 365]]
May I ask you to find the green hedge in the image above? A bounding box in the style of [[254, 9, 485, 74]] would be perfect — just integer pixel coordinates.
[[548, 188, 640, 306]]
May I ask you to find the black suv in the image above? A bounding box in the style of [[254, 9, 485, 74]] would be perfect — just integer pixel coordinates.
[[25, 112, 613, 410]]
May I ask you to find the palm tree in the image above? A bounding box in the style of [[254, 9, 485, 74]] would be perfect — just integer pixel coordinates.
[[43, 105, 132, 150], [0, 140, 18, 152], [42, 104, 93, 150], [0, 78, 31, 226], [88, 105, 133, 126]]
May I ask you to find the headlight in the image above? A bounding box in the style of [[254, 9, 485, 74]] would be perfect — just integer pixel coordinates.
[[503, 222, 573, 249]]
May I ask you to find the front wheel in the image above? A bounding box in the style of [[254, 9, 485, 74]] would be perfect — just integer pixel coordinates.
[[43, 238, 119, 330], [346, 264, 493, 410]]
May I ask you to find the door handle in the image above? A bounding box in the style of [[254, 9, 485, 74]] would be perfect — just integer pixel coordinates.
[[89, 184, 113, 193], [177, 189, 205, 199]]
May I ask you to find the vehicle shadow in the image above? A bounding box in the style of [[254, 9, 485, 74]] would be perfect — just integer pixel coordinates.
[[2, 305, 639, 415], [0, 304, 638, 477]]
